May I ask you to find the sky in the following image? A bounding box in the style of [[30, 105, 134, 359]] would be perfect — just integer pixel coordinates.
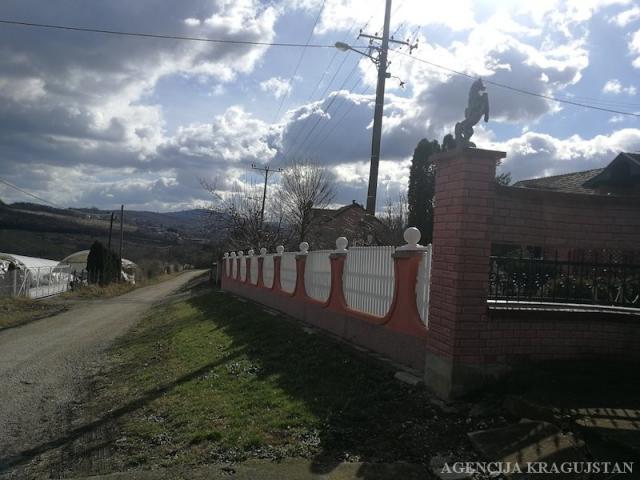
[[0, 0, 639, 213]]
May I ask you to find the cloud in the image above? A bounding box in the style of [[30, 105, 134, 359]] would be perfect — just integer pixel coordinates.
[[260, 77, 292, 99], [602, 79, 637, 95], [630, 29, 640, 67], [492, 128, 640, 181], [609, 5, 640, 26]]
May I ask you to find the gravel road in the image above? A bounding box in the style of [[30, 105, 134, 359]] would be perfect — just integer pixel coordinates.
[[0, 271, 205, 473]]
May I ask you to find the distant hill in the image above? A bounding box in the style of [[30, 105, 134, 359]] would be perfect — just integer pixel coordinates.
[[0, 202, 227, 267]]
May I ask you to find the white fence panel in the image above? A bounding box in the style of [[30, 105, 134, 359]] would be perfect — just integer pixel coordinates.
[[416, 245, 433, 326], [280, 252, 297, 293], [263, 255, 274, 288], [239, 256, 247, 281], [304, 250, 332, 302], [343, 246, 395, 317], [231, 257, 237, 279], [250, 257, 259, 285]]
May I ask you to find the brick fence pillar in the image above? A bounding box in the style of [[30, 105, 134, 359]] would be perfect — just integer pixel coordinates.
[[425, 147, 506, 398]]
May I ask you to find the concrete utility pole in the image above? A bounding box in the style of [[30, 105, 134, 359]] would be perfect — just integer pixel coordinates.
[[251, 164, 283, 227], [107, 211, 114, 249], [118, 204, 124, 270], [365, 0, 392, 215], [335, 1, 416, 215]]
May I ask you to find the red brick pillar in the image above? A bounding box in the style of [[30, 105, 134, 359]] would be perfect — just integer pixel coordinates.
[[273, 246, 283, 292], [425, 147, 506, 398]]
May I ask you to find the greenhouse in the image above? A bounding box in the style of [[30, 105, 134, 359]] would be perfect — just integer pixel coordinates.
[[61, 250, 138, 284], [0, 253, 71, 298]]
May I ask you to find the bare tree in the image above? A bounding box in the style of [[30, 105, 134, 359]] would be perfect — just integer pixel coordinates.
[[201, 177, 288, 252], [381, 191, 408, 245], [279, 159, 335, 244]]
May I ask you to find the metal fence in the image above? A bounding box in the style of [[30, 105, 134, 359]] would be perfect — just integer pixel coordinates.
[[304, 250, 332, 302], [280, 252, 297, 294], [263, 255, 274, 288], [489, 255, 640, 307], [343, 246, 395, 317], [0, 265, 72, 299], [415, 246, 433, 325]]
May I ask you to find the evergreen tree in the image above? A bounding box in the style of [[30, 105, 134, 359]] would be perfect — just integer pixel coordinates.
[[407, 138, 441, 243], [86, 240, 121, 285]]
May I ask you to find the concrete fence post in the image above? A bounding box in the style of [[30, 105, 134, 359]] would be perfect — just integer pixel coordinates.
[[257, 247, 267, 288], [293, 242, 309, 300], [273, 245, 284, 292], [326, 237, 349, 312], [384, 228, 428, 337], [244, 254, 252, 285]]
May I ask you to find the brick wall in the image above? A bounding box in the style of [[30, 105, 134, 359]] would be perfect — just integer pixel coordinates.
[[490, 185, 640, 252], [426, 148, 640, 398]]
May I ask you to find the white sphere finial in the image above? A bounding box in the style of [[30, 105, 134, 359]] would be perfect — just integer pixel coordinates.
[[276, 245, 284, 255], [223, 252, 228, 258], [248, 249, 255, 256], [230, 252, 236, 258], [260, 247, 267, 256], [335, 236, 348, 252], [238, 250, 244, 257], [404, 227, 421, 246], [397, 227, 423, 250], [299, 241, 309, 254]]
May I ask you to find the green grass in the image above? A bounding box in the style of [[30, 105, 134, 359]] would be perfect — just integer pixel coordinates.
[[76, 289, 474, 472], [0, 297, 64, 330]]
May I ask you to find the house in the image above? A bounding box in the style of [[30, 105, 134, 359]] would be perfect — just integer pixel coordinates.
[[306, 201, 393, 250], [513, 152, 640, 196]]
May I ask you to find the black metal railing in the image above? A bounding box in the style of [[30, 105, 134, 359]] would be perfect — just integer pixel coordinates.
[[489, 255, 640, 307]]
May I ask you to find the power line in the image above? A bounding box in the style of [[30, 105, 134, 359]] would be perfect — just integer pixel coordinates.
[[389, 48, 640, 118], [0, 19, 369, 49], [272, 0, 325, 122], [0, 176, 61, 208]]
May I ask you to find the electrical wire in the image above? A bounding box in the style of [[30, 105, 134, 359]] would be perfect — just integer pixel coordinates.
[[389, 48, 640, 118], [0, 177, 61, 208], [0, 18, 369, 49], [272, 0, 326, 122]]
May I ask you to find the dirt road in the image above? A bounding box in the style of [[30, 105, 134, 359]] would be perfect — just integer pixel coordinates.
[[0, 271, 205, 473]]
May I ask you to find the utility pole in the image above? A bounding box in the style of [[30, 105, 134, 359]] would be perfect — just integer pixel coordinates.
[[364, 0, 392, 215], [336, 1, 416, 215], [118, 205, 124, 276], [107, 211, 114, 250], [251, 163, 283, 227]]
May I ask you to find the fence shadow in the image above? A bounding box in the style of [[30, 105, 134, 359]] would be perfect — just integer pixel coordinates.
[[178, 291, 451, 477]]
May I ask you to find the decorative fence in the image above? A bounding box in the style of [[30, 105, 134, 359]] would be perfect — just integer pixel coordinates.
[[304, 250, 332, 302], [343, 246, 395, 317], [221, 228, 433, 371], [415, 246, 433, 325], [489, 255, 640, 307], [250, 254, 259, 285], [239, 253, 247, 281], [263, 255, 274, 288], [0, 265, 72, 299], [280, 252, 297, 294]]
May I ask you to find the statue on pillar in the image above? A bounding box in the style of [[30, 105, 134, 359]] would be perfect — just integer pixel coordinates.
[[454, 78, 489, 148]]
